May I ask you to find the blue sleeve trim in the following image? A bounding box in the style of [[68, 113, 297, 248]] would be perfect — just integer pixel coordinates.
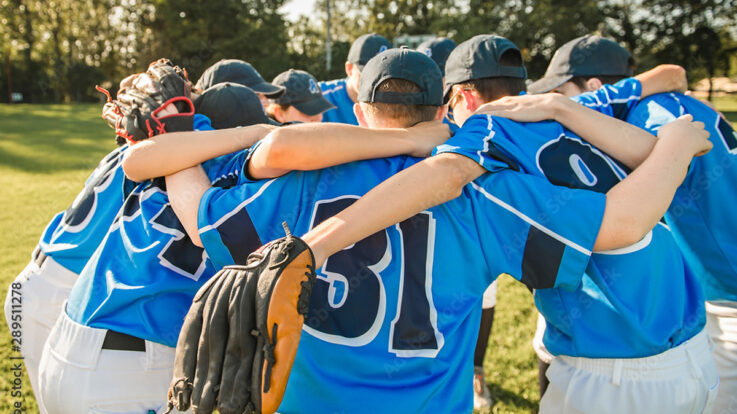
[[197, 187, 237, 268]]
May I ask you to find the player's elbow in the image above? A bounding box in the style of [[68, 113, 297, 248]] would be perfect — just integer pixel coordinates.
[[190, 232, 203, 248], [428, 154, 479, 200], [660, 64, 687, 92], [594, 214, 651, 251], [259, 129, 293, 170], [121, 148, 149, 182]]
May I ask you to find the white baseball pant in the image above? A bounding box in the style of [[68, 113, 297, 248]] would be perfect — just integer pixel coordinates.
[[706, 300, 737, 414], [540, 328, 719, 414], [4, 254, 77, 414], [37, 310, 186, 414]]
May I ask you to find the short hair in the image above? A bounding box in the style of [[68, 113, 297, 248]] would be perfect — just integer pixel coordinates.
[[266, 102, 291, 120], [568, 75, 628, 90], [363, 79, 439, 127], [453, 49, 527, 102]]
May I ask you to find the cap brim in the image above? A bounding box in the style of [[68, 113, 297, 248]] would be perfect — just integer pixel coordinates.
[[293, 96, 337, 116], [442, 83, 455, 104], [527, 74, 573, 94], [250, 81, 286, 98]]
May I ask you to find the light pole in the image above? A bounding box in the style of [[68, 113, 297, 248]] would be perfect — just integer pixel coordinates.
[[326, 0, 332, 74]]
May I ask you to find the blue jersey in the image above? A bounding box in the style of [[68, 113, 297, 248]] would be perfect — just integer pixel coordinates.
[[443, 117, 460, 135], [319, 78, 359, 125], [435, 114, 705, 358], [577, 79, 737, 302], [35, 114, 217, 275], [197, 150, 605, 413], [65, 152, 245, 347], [64, 114, 241, 347], [571, 77, 643, 120], [37, 146, 128, 274]]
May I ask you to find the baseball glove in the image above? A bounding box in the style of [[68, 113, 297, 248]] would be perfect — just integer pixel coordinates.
[[167, 223, 316, 414], [97, 58, 194, 144]]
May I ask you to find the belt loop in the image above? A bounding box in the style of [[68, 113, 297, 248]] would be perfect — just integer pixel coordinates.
[[612, 359, 623, 386], [685, 347, 702, 380]]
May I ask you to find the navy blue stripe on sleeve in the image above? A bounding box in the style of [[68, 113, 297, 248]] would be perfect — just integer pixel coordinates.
[[217, 208, 262, 264], [521, 226, 566, 289]]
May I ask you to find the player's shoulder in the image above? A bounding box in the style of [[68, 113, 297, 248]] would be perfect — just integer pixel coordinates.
[[629, 92, 684, 119], [339, 154, 418, 174], [193, 113, 214, 131], [462, 113, 561, 140], [319, 78, 346, 95], [91, 145, 127, 173]]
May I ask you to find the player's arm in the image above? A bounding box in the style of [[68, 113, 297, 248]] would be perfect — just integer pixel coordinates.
[[594, 115, 710, 248], [248, 121, 450, 179], [303, 115, 710, 267], [475, 93, 656, 169], [302, 152, 483, 265], [636, 64, 687, 98], [123, 124, 275, 182], [166, 166, 210, 247]]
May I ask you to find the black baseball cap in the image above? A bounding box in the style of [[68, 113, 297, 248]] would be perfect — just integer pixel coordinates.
[[195, 59, 285, 98], [194, 82, 280, 129], [528, 35, 634, 94], [347, 33, 394, 70], [443, 35, 527, 102], [357, 48, 443, 106], [416, 37, 457, 76], [271, 69, 335, 116]]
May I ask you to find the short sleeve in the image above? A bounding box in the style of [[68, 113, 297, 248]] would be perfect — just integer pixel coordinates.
[[193, 114, 214, 131], [573, 78, 642, 120], [197, 180, 274, 268], [433, 114, 519, 173], [625, 94, 682, 135], [201, 150, 248, 188], [468, 170, 605, 290]]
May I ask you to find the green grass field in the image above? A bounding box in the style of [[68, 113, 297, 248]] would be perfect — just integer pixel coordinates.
[[0, 97, 735, 413]]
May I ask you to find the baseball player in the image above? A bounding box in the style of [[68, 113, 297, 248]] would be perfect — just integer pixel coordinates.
[[523, 34, 737, 413], [281, 36, 718, 413], [319, 33, 393, 125], [195, 59, 285, 109], [35, 64, 277, 413], [417, 37, 457, 76], [417, 37, 462, 137], [418, 34, 497, 409], [267, 69, 336, 123], [128, 48, 707, 413], [3, 119, 127, 414], [0, 63, 218, 413], [496, 35, 690, 398], [194, 82, 281, 129]]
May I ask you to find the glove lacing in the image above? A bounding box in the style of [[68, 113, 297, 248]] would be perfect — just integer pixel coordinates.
[[262, 323, 279, 393]]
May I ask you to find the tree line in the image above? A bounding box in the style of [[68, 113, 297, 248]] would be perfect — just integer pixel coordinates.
[[1, 0, 735, 103]]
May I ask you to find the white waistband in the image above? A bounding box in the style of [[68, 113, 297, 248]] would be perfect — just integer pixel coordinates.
[[557, 328, 712, 382], [706, 300, 737, 317]]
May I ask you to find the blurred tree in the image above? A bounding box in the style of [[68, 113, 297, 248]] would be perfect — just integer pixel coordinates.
[[1, 0, 735, 103], [604, 0, 737, 99], [284, 14, 349, 81], [140, 0, 291, 83], [0, 0, 43, 102], [453, 0, 605, 78]]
